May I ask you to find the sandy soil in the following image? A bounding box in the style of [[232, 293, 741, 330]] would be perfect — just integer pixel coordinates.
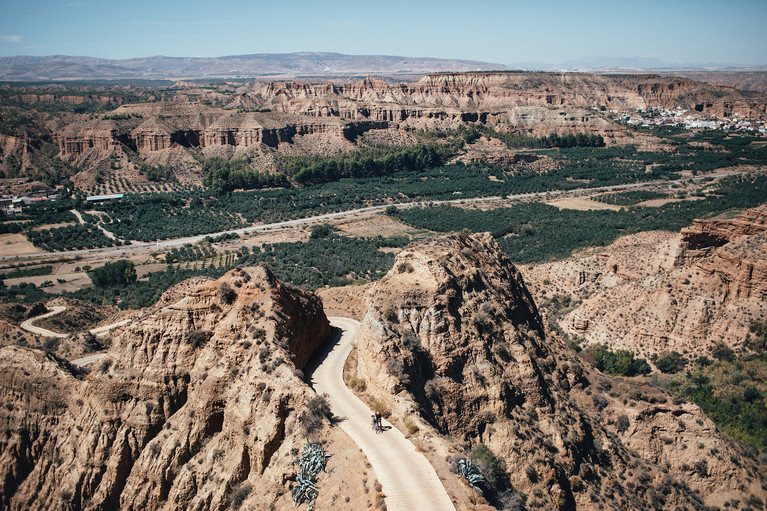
[[335, 213, 433, 240], [638, 196, 704, 207], [318, 283, 373, 321], [238, 227, 309, 246], [4, 274, 67, 289], [0, 233, 42, 256], [545, 197, 622, 211], [136, 263, 165, 278]]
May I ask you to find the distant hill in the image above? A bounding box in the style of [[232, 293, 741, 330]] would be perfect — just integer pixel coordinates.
[[0, 52, 508, 81]]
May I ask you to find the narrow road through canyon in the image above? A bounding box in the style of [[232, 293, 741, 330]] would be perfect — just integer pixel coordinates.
[[312, 317, 456, 511]]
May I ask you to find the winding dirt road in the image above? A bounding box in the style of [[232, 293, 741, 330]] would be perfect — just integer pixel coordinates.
[[20, 305, 68, 338], [19, 305, 130, 367], [312, 317, 456, 511]]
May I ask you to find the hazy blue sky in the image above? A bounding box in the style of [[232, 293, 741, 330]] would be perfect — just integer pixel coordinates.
[[1, 0, 765, 66]]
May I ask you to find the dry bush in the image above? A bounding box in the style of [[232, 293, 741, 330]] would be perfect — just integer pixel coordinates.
[[301, 394, 332, 435], [188, 329, 212, 349], [369, 398, 390, 417], [218, 282, 237, 305]]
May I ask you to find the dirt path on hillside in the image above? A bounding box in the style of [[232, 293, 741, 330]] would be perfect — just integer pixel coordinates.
[[20, 305, 131, 367], [20, 305, 68, 338], [310, 317, 456, 511]]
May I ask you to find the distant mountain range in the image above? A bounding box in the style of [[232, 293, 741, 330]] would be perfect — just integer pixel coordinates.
[[540, 57, 767, 73], [0, 52, 508, 81], [0, 52, 764, 83]]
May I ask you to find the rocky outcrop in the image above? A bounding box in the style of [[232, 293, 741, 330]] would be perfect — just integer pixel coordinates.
[[57, 72, 757, 161], [352, 232, 765, 509], [54, 108, 358, 164], [523, 205, 767, 361], [680, 205, 767, 252], [8, 72, 767, 186], [54, 120, 135, 156], [0, 266, 343, 511], [234, 72, 767, 121]]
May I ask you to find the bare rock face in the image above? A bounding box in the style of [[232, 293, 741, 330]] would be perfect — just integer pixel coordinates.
[[240, 72, 767, 122], [525, 206, 767, 360], [41, 72, 767, 184], [680, 205, 767, 253], [353, 232, 765, 509], [0, 266, 340, 511]]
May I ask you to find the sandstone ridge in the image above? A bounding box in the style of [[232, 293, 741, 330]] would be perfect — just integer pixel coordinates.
[[9, 72, 764, 185], [524, 205, 767, 360], [0, 266, 380, 511], [352, 231, 765, 509]]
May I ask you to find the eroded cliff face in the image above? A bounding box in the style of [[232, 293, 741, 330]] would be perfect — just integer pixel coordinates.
[[0, 266, 369, 511], [524, 205, 767, 360], [237, 72, 767, 120], [352, 232, 765, 509], [51, 72, 767, 170]]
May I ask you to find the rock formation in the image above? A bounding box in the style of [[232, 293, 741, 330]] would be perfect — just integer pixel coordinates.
[[524, 205, 767, 360], [351, 231, 765, 509], [0, 266, 380, 510], [236, 72, 767, 121], [6, 71, 765, 184]]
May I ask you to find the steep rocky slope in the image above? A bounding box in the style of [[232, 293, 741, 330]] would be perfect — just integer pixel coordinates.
[[0, 266, 379, 510], [240, 70, 752, 121], [351, 231, 765, 509], [523, 205, 767, 361]]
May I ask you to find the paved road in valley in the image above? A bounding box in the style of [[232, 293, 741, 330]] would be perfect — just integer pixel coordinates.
[[311, 317, 456, 511], [3, 167, 763, 262], [70, 352, 108, 367]]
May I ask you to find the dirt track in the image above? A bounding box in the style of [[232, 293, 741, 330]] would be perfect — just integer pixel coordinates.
[[20, 305, 129, 367], [311, 317, 456, 511], [20, 305, 68, 338]]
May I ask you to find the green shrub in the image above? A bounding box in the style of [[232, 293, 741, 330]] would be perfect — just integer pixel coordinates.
[[711, 342, 735, 362], [0, 265, 53, 279], [218, 282, 237, 304], [617, 414, 630, 433], [589, 345, 651, 376], [471, 443, 508, 489], [655, 351, 686, 373], [188, 329, 211, 349], [90, 260, 137, 288]]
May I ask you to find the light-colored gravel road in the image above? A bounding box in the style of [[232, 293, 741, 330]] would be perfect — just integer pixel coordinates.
[[19, 305, 130, 367], [20, 305, 68, 338], [70, 352, 107, 367], [312, 317, 456, 511]]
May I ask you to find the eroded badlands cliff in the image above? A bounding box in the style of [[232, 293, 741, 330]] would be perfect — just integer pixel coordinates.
[[6, 71, 766, 185], [0, 266, 379, 510], [524, 205, 767, 360], [351, 231, 765, 509]]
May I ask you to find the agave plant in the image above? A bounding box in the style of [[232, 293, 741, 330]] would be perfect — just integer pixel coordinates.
[[458, 458, 486, 493], [291, 442, 330, 509]]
